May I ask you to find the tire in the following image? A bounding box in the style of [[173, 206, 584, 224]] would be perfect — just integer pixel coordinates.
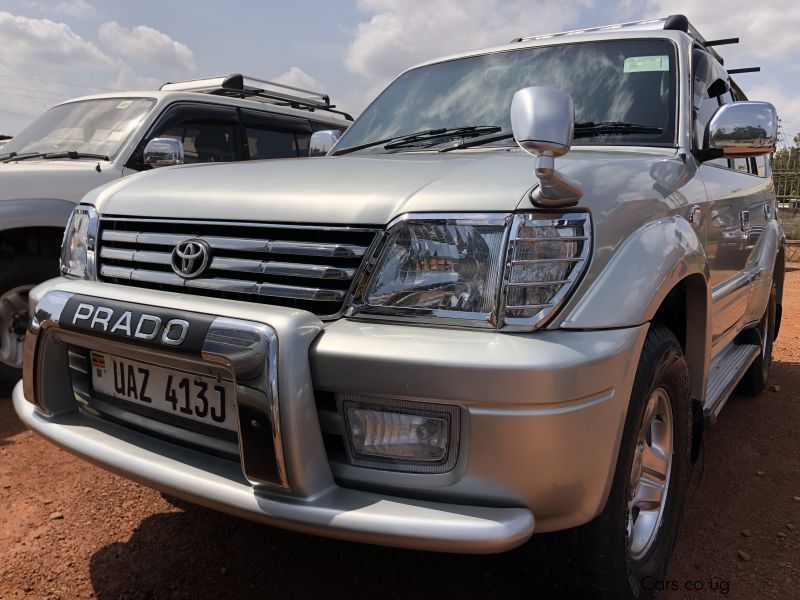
[[552, 326, 693, 600], [0, 254, 59, 385], [737, 283, 777, 396]]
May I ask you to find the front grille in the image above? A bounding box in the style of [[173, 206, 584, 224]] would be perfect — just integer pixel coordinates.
[[97, 218, 380, 317]]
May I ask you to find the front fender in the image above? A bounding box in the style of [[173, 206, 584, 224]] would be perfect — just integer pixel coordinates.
[[0, 198, 76, 232], [562, 216, 709, 329]]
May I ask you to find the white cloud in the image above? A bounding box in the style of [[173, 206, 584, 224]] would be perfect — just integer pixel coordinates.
[[643, 1, 800, 62], [54, 0, 97, 20], [0, 11, 113, 75], [274, 67, 325, 94], [0, 11, 197, 134], [345, 0, 592, 85], [20, 0, 97, 20], [640, 1, 800, 139], [98, 21, 196, 77]]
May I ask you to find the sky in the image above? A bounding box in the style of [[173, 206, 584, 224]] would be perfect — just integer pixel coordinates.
[[1, 0, 799, 144]]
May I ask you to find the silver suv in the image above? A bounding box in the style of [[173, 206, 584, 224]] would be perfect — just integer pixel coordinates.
[[14, 15, 784, 599], [0, 74, 350, 384]]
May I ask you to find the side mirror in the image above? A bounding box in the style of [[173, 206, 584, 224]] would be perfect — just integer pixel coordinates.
[[704, 101, 777, 158], [309, 130, 342, 157], [510, 86, 582, 207], [143, 137, 184, 168]]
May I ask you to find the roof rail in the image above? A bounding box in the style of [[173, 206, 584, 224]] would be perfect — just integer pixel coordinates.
[[160, 74, 353, 121], [511, 14, 729, 64]]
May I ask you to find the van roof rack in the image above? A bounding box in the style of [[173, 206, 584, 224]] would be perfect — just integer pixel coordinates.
[[160, 73, 353, 121], [510, 14, 731, 65]]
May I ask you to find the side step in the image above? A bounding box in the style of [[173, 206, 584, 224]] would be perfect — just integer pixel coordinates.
[[703, 343, 760, 423]]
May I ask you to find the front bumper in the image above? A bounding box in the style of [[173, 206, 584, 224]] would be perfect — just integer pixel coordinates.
[[15, 278, 647, 552]]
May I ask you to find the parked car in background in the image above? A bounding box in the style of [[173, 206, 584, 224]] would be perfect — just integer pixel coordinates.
[[15, 15, 784, 600], [0, 75, 351, 383]]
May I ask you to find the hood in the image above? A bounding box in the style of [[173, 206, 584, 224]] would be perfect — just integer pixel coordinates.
[[91, 152, 546, 225], [0, 159, 119, 203], [89, 148, 681, 226]]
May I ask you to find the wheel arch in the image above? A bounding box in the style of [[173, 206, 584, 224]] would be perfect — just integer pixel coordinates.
[[0, 199, 74, 259]]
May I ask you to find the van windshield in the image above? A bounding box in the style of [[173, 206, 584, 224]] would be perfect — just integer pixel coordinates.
[[1, 98, 155, 160], [336, 39, 677, 153]]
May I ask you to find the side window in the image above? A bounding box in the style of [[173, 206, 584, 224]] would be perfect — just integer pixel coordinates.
[[239, 109, 314, 160], [244, 124, 305, 160], [692, 49, 728, 168], [139, 104, 240, 168], [158, 121, 236, 164]]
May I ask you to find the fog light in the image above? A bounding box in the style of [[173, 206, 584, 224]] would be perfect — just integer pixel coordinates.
[[340, 394, 460, 473]]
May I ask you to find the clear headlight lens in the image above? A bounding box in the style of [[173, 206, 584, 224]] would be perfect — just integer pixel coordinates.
[[353, 212, 590, 330], [359, 214, 510, 321], [60, 205, 98, 279]]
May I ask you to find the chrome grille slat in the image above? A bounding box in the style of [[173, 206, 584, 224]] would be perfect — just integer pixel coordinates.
[[100, 230, 368, 258], [97, 219, 379, 317], [209, 257, 356, 280]]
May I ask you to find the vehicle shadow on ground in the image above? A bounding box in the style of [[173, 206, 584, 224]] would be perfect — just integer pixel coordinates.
[[88, 504, 570, 600], [0, 387, 27, 445]]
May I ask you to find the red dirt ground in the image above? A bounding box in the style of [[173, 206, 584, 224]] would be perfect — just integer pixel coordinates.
[[1, 268, 799, 599]]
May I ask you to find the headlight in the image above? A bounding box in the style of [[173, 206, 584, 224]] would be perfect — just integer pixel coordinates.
[[499, 213, 591, 328], [60, 205, 98, 279], [354, 213, 510, 324], [353, 212, 590, 330]]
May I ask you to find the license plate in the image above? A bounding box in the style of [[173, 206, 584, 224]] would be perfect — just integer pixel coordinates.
[[90, 352, 237, 432]]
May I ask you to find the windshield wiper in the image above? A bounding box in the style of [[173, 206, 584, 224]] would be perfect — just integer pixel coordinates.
[[573, 121, 663, 137], [384, 125, 502, 150], [3, 150, 110, 163], [332, 125, 502, 156], [439, 131, 514, 152]]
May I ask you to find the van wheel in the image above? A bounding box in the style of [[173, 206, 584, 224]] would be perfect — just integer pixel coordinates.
[[737, 283, 777, 396], [0, 254, 59, 385], [559, 326, 693, 599]]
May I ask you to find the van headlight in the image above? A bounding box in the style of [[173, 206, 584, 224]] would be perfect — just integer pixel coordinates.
[[60, 205, 98, 279], [352, 212, 590, 330]]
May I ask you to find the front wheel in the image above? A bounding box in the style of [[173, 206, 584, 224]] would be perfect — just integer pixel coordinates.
[[558, 326, 693, 599], [0, 254, 59, 385]]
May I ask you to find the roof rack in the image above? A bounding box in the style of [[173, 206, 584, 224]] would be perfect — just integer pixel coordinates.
[[511, 14, 729, 64], [160, 74, 353, 121]]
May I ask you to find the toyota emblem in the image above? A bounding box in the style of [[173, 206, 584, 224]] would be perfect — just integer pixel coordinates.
[[171, 239, 211, 279]]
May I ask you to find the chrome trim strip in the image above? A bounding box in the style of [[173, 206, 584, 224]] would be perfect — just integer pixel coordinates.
[[99, 265, 347, 302], [498, 212, 592, 331], [209, 257, 356, 280], [201, 317, 287, 489], [24, 291, 74, 408], [101, 230, 369, 258], [506, 280, 571, 288], [100, 216, 380, 234]]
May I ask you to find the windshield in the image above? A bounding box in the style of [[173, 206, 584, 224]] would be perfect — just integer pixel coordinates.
[[336, 39, 677, 153], [1, 98, 155, 160]]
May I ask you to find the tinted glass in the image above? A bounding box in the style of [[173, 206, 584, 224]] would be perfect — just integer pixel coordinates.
[[245, 126, 308, 159], [1, 98, 154, 159], [337, 39, 677, 152], [158, 121, 236, 163]]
